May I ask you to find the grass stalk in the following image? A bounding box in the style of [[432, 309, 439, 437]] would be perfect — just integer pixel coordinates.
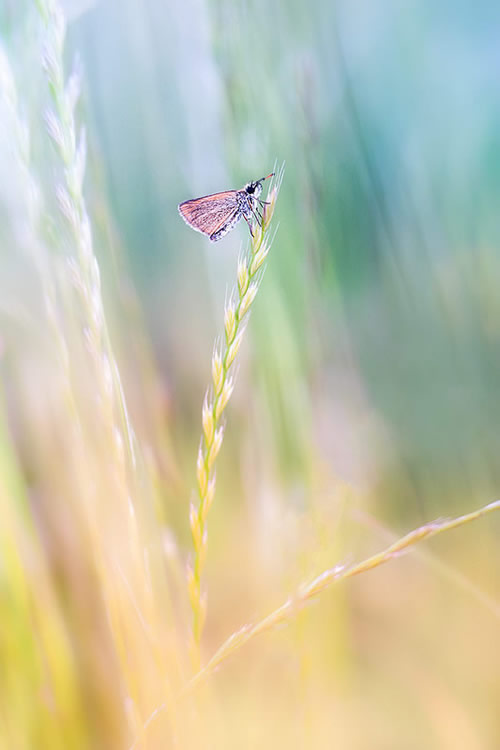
[[188, 165, 284, 668]]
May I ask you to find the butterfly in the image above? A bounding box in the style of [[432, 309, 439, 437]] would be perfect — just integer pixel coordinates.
[[178, 173, 274, 242]]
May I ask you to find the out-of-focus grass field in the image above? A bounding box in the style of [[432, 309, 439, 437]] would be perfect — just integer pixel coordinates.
[[1, 0, 499, 748]]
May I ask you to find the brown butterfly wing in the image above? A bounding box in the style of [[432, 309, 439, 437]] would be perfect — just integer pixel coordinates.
[[178, 190, 240, 238]]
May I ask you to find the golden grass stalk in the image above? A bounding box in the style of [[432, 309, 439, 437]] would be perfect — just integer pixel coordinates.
[[14, 7, 184, 746], [188, 165, 284, 667], [186, 498, 500, 690]]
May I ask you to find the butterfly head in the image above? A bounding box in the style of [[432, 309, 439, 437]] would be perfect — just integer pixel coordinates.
[[244, 180, 263, 199], [244, 172, 274, 199]]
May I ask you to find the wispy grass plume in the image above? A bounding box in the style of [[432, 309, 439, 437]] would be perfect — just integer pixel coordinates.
[[35, 0, 136, 469]]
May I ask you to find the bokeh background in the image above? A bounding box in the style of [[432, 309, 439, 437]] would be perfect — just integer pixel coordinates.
[[1, 0, 499, 748], [73, 0, 500, 513]]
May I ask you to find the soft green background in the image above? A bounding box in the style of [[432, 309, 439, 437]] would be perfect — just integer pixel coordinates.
[[62, 0, 500, 519]]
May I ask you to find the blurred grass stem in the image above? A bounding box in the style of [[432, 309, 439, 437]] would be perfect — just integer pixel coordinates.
[[187, 498, 500, 689]]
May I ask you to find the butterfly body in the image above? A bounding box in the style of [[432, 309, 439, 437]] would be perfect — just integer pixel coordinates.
[[178, 175, 272, 242]]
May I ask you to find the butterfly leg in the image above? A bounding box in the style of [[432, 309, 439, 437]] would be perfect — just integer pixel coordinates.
[[251, 206, 263, 226], [243, 213, 254, 237]]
